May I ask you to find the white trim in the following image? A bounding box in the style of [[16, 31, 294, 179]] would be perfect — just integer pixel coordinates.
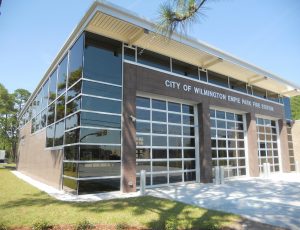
[[80, 109, 122, 117], [81, 93, 122, 102], [64, 160, 121, 163], [64, 126, 121, 133], [63, 175, 121, 181], [82, 78, 122, 87], [63, 143, 121, 147]]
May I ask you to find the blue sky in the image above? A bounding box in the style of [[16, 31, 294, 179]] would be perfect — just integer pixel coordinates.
[[0, 0, 299, 93]]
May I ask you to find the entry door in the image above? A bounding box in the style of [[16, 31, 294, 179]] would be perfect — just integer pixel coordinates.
[[135, 96, 197, 187]]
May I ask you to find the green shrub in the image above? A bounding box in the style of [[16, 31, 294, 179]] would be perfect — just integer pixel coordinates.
[[201, 221, 220, 230], [0, 222, 9, 230], [165, 216, 178, 230], [75, 219, 94, 230], [32, 220, 53, 230], [115, 223, 129, 230]]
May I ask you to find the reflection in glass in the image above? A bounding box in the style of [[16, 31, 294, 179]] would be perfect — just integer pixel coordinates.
[[68, 34, 83, 87], [48, 69, 57, 104], [82, 80, 121, 99], [78, 162, 121, 178], [172, 59, 198, 80], [80, 145, 121, 160], [84, 32, 122, 85], [67, 81, 82, 101], [54, 120, 64, 146], [65, 112, 80, 130], [81, 112, 121, 129], [57, 55, 68, 96], [78, 178, 120, 194], [80, 128, 121, 144], [64, 145, 79, 160], [82, 96, 121, 114], [136, 148, 150, 159], [56, 94, 65, 121], [137, 48, 170, 71], [47, 103, 55, 125], [46, 124, 55, 147]]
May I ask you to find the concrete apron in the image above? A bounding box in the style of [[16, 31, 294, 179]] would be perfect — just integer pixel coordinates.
[[12, 171, 300, 229], [147, 173, 300, 230]]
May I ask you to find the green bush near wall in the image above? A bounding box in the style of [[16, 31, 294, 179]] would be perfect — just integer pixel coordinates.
[[291, 96, 300, 120]]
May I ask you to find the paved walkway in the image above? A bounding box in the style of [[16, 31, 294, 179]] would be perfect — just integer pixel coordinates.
[[13, 171, 300, 229], [148, 173, 300, 230]]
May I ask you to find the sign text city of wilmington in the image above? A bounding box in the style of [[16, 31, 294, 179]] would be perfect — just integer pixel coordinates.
[[164, 80, 274, 112]]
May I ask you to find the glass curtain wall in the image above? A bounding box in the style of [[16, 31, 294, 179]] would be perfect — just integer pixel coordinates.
[[286, 121, 295, 171], [210, 109, 247, 177], [62, 32, 123, 195], [256, 118, 280, 173], [135, 96, 197, 187]]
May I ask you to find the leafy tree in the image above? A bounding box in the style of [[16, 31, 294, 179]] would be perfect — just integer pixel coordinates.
[[0, 83, 30, 161], [157, 0, 208, 36], [291, 96, 300, 120]]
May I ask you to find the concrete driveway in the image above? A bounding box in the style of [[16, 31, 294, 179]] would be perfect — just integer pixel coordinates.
[[147, 173, 300, 230]]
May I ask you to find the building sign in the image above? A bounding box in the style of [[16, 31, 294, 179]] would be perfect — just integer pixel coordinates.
[[164, 79, 275, 112]]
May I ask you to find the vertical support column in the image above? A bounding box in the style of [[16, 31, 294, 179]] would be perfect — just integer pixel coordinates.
[[246, 113, 260, 177], [278, 119, 290, 173], [122, 64, 137, 192], [197, 102, 213, 183]]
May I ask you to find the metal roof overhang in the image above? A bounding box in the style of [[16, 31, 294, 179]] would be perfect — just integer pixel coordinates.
[[19, 0, 300, 117], [85, 2, 300, 97]]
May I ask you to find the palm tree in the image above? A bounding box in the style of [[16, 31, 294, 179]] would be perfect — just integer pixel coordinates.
[[157, 0, 208, 36]]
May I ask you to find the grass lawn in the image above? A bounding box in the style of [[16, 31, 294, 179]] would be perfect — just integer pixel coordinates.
[[0, 167, 244, 229]]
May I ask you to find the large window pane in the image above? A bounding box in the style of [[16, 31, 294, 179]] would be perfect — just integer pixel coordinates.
[[63, 177, 77, 194], [65, 128, 80, 144], [54, 120, 64, 146], [66, 97, 81, 115], [84, 33, 122, 85], [40, 109, 47, 128], [78, 178, 120, 194], [137, 48, 170, 71], [56, 94, 65, 121], [208, 71, 229, 88], [80, 145, 121, 161], [229, 78, 247, 93], [67, 81, 82, 102], [267, 91, 279, 103], [82, 96, 121, 114], [65, 112, 80, 130], [46, 124, 55, 147], [48, 69, 57, 104], [63, 162, 77, 177], [81, 112, 121, 129], [68, 34, 84, 87], [64, 145, 79, 160], [252, 86, 267, 99], [78, 162, 121, 178], [172, 59, 199, 80], [57, 55, 68, 96], [82, 80, 121, 99], [47, 103, 55, 125], [124, 46, 136, 61], [80, 128, 121, 144], [41, 80, 49, 109]]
